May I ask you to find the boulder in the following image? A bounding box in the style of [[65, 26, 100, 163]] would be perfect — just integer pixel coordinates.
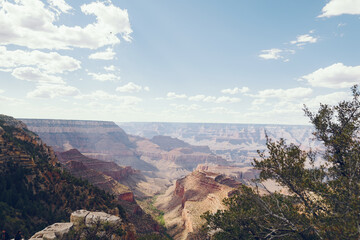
[[31, 210, 123, 239], [29, 223, 73, 240], [85, 211, 121, 226], [70, 209, 90, 226]]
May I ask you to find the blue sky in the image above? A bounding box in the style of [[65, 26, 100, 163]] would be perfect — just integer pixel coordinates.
[[1, 0, 360, 124]]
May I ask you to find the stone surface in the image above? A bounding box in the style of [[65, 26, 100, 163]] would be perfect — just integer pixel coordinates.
[[155, 170, 241, 240], [29, 223, 73, 240], [118, 122, 322, 165], [57, 149, 135, 202], [31, 211, 124, 240], [85, 211, 121, 226], [21, 119, 155, 171], [70, 209, 90, 226]]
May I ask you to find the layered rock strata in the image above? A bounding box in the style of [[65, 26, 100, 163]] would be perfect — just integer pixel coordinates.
[[155, 170, 241, 240], [57, 149, 135, 202], [21, 119, 155, 171], [119, 122, 321, 165], [134, 136, 229, 175]]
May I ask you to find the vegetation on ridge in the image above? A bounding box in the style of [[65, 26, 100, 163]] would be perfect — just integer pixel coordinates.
[[200, 85, 360, 239], [0, 116, 126, 238]]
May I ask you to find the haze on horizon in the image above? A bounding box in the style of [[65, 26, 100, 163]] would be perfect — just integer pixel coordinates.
[[1, 0, 359, 124]]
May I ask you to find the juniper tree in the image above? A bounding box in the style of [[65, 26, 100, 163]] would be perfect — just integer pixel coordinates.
[[202, 85, 360, 240]]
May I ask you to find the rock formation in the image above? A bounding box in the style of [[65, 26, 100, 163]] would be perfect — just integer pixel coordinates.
[[134, 135, 229, 175], [58, 149, 138, 181], [155, 170, 241, 240], [30, 210, 135, 240], [30, 223, 74, 240], [196, 164, 260, 181], [21, 119, 155, 171], [0, 115, 169, 239], [57, 149, 138, 202], [0, 115, 134, 238], [119, 122, 322, 165]]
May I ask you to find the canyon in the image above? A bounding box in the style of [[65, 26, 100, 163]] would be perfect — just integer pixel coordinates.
[[0, 115, 169, 239], [155, 168, 243, 240], [21, 119, 155, 171], [119, 122, 322, 165], [16, 118, 316, 239], [57, 149, 136, 202]]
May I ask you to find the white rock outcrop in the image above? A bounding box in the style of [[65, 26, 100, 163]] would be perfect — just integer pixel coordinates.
[[85, 211, 121, 226], [70, 209, 90, 226], [29, 223, 73, 240], [30, 210, 122, 240]]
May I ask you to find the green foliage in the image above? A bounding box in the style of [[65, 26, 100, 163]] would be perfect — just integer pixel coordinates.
[[0, 119, 125, 238], [203, 85, 360, 239], [137, 195, 166, 227], [62, 220, 125, 240], [137, 232, 172, 240]]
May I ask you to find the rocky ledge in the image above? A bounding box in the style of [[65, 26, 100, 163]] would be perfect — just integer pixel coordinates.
[[30, 210, 135, 240]]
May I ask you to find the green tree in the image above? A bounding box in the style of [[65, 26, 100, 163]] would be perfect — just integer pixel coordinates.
[[202, 85, 360, 239]]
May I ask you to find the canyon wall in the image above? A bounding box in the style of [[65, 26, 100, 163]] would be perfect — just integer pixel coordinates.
[[21, 119, 155, 171], [155, 170, 241, 240], [57, 149, 135, 202], [119, 122, 321, 165]]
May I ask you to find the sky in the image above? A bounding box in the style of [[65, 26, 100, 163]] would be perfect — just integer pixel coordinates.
[[0, 0, 360, 124]]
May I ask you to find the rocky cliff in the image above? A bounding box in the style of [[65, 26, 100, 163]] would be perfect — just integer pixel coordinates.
[[0, 115, 131, 238], [134, 135, 229, 176], [155, 170, 241, 240], [0, 115, 169, 239], [196, 164, 260, 182], [57, 149, 135, 202], [30, 209, 136, 240], [57, 149, 138, 181], [151, 135, 211, 153], [119, 122, 322, 165], [21, 119, 155, 171]]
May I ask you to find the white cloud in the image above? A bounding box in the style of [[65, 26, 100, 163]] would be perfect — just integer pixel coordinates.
[[301, 63, 360, 88], [259, 48, 283, 60], [76, 90, 142, 105], [319, 0, 360, 18], [12, 67, 64, 84], [0, 94, 22, 104], [290, 33, 318, 46], [47, 0, 72, 14], [259, 49, 295, 61], [304, 92, 350, 108], [27, 84, 79, 98], [254, 87, 313, 100], [188, 94, 206, 101], [215, 96, 241, 103], [104, 65, 116, 71], [0, 89, 4, 94], [0, 0, 132, 49], [116, 82, 143, 93], [221, 87, 250, 94], [0, 46, 81, 74], [252, 98, 267, 106], [89, 48, 115, 60], [11, 66, 80, 99], [170, 104, 201, 111], [88, 72, 120, 81], [188, 94, 240, 103], [203, 96, 217, 102], [207, 107, 238, 114], [167, 92, 187, 99]]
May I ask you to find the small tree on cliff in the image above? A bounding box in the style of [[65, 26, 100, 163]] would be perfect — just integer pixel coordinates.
[[202, 85, 360, 239]]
